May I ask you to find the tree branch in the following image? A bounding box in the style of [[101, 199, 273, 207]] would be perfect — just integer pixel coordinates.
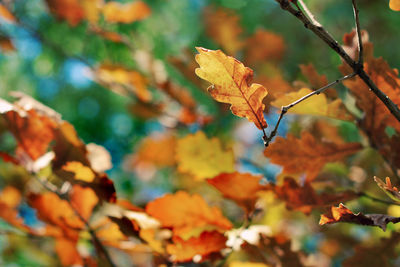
[[352, 0, 363, 64], [275, 0, 400, 123], [264, 73, 356, 146], [358, 192, 400, 206]]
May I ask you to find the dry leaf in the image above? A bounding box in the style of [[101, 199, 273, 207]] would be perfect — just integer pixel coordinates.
[[264, 132, 362, 180]]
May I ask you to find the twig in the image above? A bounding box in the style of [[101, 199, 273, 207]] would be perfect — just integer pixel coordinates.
[[263, 73, 356, 146], [33, 176, 116, 267], [352, 0, 363, 64], [296, 0, 321, 27], [275, 0, 400, 124], [358, 192, 400, 206]]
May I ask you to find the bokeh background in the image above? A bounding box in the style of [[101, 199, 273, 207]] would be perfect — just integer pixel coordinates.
[[0, 0, 400, 266]]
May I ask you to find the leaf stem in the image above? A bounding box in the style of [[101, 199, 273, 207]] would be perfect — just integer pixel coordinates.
[[264, 73, 356, 146]]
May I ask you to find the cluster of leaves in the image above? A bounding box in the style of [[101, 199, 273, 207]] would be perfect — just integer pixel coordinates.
[[1, 0, 400, 266]]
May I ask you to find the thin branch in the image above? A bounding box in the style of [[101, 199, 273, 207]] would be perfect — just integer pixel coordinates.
[[296, 0, 321, 27], [33, 176, 116, 267], [352, 0, 363, 64], [264, 73, 356, 146], [358, 192, 400, 206], [275, 0, 400, 124]]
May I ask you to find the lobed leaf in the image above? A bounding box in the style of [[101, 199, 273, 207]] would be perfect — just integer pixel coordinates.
[[195, 47, 268, 129]]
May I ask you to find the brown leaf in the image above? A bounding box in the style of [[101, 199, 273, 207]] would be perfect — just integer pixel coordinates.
[[264, 132, 362, 180], [319, 203, 400, 231], [268, 177, 357, 214]]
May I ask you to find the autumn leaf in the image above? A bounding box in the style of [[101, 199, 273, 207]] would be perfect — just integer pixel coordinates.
[[268, 177, 357, 214], [264, 132, 362, 180], [374, 176, 400, 202], [96, 65, 151, 102], [145, 191, 232, 238], [204, 7, 243, 55], [195, 47, 268, 129], [55, 238, 83, 266], [131, 134, 176, 168], [0, 4, 16, 23], [0, 186, 29, 231], [390, 0, 400, 11], [0, 36, 15, 53], [0, 97, 58, 161], [271, 88, 352, 120], [319, 203, 400, 231], [207, 172, 266, 213], [244, 30, 286, 66], [176, 131, 234, 180], [102, 1, 151, 23], [62, 161, 96, 182], [45, 0, 85, 26], [166, 231, 227, 263]]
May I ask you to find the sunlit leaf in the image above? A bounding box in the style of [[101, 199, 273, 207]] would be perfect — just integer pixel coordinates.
[[176, 131, 234, 180], [195, 48, 268, 129]]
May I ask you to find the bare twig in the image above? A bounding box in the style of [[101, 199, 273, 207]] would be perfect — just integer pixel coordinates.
[[296, 0, 321, 27], [275, 0, 400, 124], [352, 0, 363, 64], [263, 73, 356, 146], [358, 192, 400, 206]]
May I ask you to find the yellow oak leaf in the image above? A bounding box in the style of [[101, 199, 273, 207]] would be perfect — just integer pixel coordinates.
[[176, 131, 234, 180], [390, 0, 400, 11], [271, 88, 352, 120], [195, 47, 268, 129]]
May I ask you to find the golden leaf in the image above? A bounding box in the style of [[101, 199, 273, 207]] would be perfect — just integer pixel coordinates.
[[195, 47, 268, 129]]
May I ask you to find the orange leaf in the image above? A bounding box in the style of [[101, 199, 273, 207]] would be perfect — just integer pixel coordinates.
[[204, 7, 243, 55], [45, 0, 85, 26], [28, 191, 84, 239], [0, 97, 58, 160], [207, 172, 266, 213], [132, 134, 176, 168], [145, 191, 232, 237], [55, 237, 83, 266], [70, 185, 98, 221], [390, 0, 400, 11], [244, 30, 286, 65], [195, 48, 268, 129], [102, 1, 151, 23], [176, 131, 234, 180], [264, 132, 362, 180], [0, 4, 16, 23], [167, 231, 227, 263]]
